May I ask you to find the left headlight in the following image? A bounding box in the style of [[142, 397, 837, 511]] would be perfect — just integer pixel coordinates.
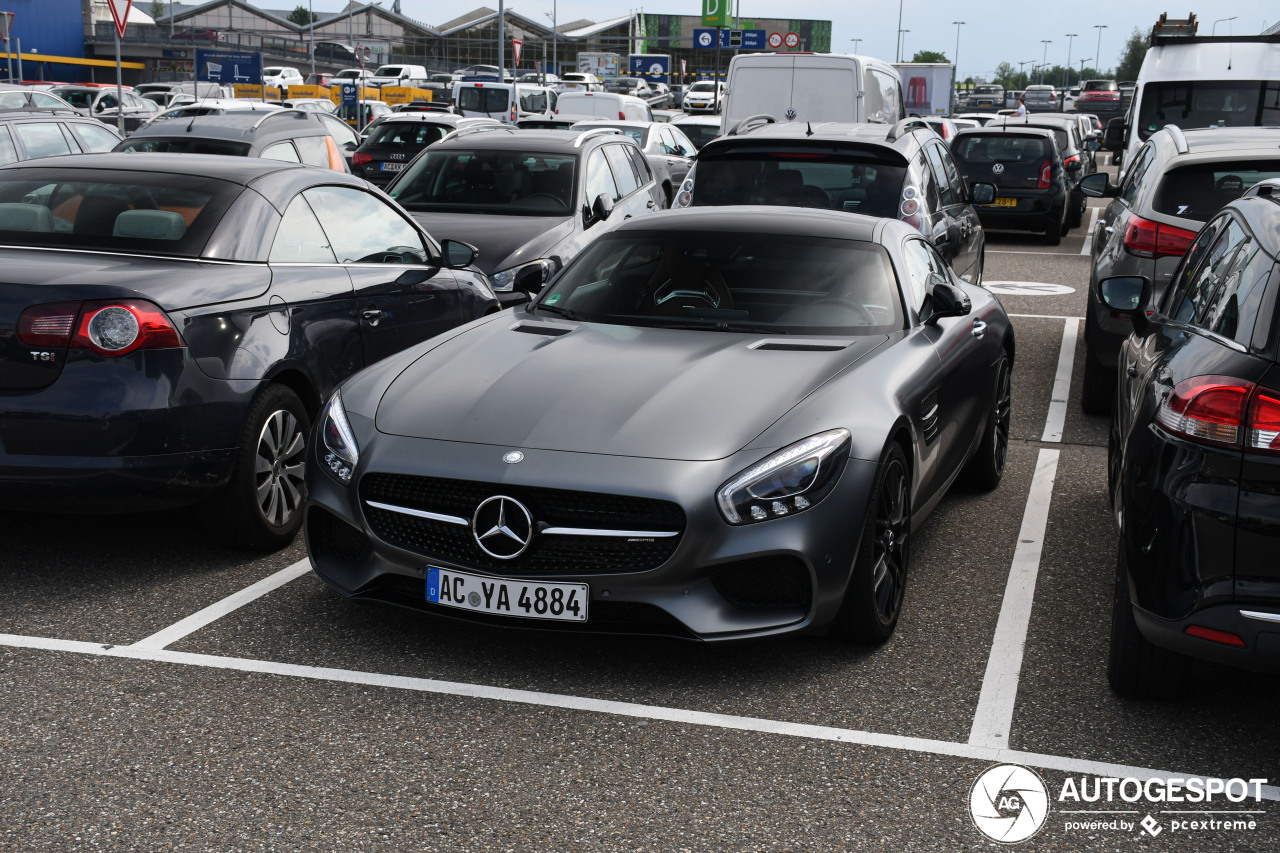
[[716, 429, 851, 525], [490, 258, 557, 292], [320, 391, 359, 484]]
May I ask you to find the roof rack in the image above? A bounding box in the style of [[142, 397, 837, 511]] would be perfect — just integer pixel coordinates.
[[1162, 124, 1189, 155], [250, 108, 310, 129], [1151, 13, 1198, 40], [440, 124, 518, 142], [887, 117, 930, 141], [573, 127, 622, 147], [728, 114, 776, 136]]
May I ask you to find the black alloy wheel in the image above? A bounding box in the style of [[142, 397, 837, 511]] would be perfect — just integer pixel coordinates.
[[831, 443, 911, 644], [963, 354, 1012, 490]]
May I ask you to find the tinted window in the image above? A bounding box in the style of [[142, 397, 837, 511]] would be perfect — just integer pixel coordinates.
[[304, 186, 426, 264], [1153, 161, 1280, 221], [73, 122, 123, 153], [366, 122, 447, 147], [261, 141, 301, 163], [518, 90, 549, 113], [668, 127, 697, 157], [901, 238, 950, 320], [391, 149, 578, 215], [1171, 219, 1249, 324], [1201, 241, 1272, 345], [0, 127, 17, 167], [15, 123, 71, 159], [674, 122, 718, 149], [694, 152, 905, 214], [953, 134, 1049, 162], [293, 136, 330, 168], [923, 144, 955, 206], [626, 147, 652, 184], [1136, 81, 1280, 141], [458, 88, 509, 113], [116, 137, 251, 156], [1119, 144, 1155, 207], [603, 144, 640, 197], [1084, 81, 1118, 92], [269, 196, 336, 263], [52, 89, 93, 109], [585, 148, 619, 202]]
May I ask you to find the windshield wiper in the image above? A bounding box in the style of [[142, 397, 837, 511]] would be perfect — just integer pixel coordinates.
[[533, 302, 588, 321], [640, 319, 788, 334]]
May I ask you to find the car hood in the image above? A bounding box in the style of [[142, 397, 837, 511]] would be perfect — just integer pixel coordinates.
[[407, 211, 574, 274], [375, 315, 887, 461]]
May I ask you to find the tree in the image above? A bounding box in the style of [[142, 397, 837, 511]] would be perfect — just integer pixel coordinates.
[[1114, 27, 1148, 81], [150, 0, 165, 20], [910, 49, 948, 63], [287, 5, 318, 26]]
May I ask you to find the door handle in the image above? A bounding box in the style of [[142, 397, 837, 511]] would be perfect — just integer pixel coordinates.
[[1104, 226, 1115, 234], [971, 319, 987, 339], [647, 200, 656, 208], [1127, 365, 1138, 377], [361, 308, 384, 326]]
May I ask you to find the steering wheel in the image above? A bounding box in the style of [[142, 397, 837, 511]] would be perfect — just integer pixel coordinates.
[[789, 298, 877, 325]]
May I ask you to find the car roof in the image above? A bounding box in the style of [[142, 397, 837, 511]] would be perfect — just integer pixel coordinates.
[[955, 126, 1057, 139], [376, 113, 485, 125], [432, 127, 632, 151], [0, 152, 313, 183], [1162, 126, 1280, 155], [129, 109, 329, 141], [612, 206, 892, 243], [701, 120, 925, 156]]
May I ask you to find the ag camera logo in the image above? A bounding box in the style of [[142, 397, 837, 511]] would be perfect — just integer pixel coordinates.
[[970, 764, 1050, 844]]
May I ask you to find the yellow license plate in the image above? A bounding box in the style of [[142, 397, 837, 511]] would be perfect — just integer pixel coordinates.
[[990, 197, 1017, 208]]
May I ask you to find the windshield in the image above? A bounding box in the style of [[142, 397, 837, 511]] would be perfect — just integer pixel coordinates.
[[536, 230, 902, 334], [1153, 160, 1280, 220], [458, 87, 509, 113], [375, 67, 403, 77], [1136, 81, 1280, 141], [972, 86, 1002, 96], [692, 152, 906, 215], [1084, 81, 1117, 91], [365, 122, 447, 148], [390, 149, 578, 216], [675, 123, 719, 149], [52, 89, 94, 109], [690, 82, 717, 93], [954, 134, 1051, 162]]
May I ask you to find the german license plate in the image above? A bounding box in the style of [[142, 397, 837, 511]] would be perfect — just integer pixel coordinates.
[[990, 197, 1017, 208], [381, 162, 406, 172], [427, 567, 588, 622]]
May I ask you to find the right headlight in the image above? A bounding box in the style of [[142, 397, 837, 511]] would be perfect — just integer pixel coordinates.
[[320, 391, 359, 484], [716, 429, 851, 525]]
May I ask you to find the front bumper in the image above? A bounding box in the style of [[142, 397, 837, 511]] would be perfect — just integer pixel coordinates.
[[306, 433, 879, 641]]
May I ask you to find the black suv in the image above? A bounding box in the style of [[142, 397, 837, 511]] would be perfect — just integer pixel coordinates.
[[0, 110, 122, 164], [386, 126, 663, 294], [350, 114, 500, 186], [951, 126, 1071, 244], [115, 109, 349, 171], [674, 118, 994, 284], [1101, 178, 1280, 697]]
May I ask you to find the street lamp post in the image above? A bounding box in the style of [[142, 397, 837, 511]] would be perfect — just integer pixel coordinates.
[[896, 0, 904, 61], [850, 38, 861, 53], [1079, 57, 1091, 83], [1093, 25, 1107, 75], [898, 29, 910, 62], [309, 0, 315, 77], [952, 20, 965, 76], [1063, 33, 1076, 88], [1212, 16, 1237, 35], [1017, 59, 1033, 87], [1039, 39, 1051, 84]]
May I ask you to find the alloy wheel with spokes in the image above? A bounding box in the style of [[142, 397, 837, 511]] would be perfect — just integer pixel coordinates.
[[255, 409, 307, 528]]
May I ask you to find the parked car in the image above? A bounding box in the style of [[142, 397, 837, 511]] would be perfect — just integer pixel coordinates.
[[143, 99, 283, 125], [1022, 84, 1058, 112], [985, 114, 1094, 227], [0, 84, 77, 113], [1077, 126, 1280, 413], [454, 82, 557, 125], [675, 119, 993, 284], [170, 28, 224, 42], [0, 111, 121, 164], [304, 206, 1014, 642], [281, 97, 338, 114], [369, 64, 429, 88], [669, 114, 720, 150], [48, 85, 154, 133], [262, 67, 305, 90], [117, 109, 350, 171], [304, 73, 335, 87], [681, 80, 724, 114], [555, 91, 652, 122], [953, 112, 1003, 127], [1063, 85, 1081, 111], [1102, 177, 1280, 697], [1077, 79, 1123, 118], [921, 116, 959, 141], [0, 153, 497, 549], [556, 73, 603, 93], [333, 68, 375, 84], [964, 84, 1004, 110], [518, 72, 560, 85], [385, 127, 663, 292], [312, 42, 360, 66], [950, 125, 1070, 244], [569, 119, 698, 206], [350, 114, 500, 185], [720, 52, 903, 131]]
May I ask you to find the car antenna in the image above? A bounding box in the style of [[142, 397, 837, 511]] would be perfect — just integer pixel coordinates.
[[805, 121, 813, 137]]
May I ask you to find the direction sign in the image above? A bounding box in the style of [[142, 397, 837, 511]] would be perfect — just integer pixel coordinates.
[[784, 31, 800, 49], [701, 0, 731, 28], [339, 83, 358, 106], [692, 28, 767, 50], [108, 0, 132, 39], [767, 32, 782, 49], [196, 49, 263, 85]]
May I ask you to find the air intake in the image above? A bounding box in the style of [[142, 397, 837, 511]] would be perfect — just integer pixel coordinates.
[[510, 322, 572, 337], [750, 339, 850, 352]]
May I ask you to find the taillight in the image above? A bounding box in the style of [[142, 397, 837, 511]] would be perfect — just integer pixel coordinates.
[[1155, 376, 1251, 448], [1186, 625, 1247, 647], [1038, 160, 1052, 189], [352, 152, 372, 165], [17, 301, 80, 347], [1247, 391, 1280, 454], [1063, 154, 1080, 169], [899, 187, 923, 231], [71, 300, 183, 357], [1122, 214, 1196, 259], [618, 111, 626, 119]]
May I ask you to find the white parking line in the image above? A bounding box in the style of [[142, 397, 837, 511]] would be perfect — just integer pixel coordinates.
[[1041, 318, 1080, 443], [1080, 205, 1101, 256], [987, 250, 1090, 257], [1009, 313, 1085, 321], [1, 631, 1274, 800], [130, 559, 311, 651]]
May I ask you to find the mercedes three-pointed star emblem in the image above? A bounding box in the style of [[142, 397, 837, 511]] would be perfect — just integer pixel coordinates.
[[471, 495, 534, 560]]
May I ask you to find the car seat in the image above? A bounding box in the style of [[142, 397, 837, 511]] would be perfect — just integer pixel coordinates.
[[73, 194, 133, 236], [642, 249, 733, 316], [0, 202, 54, 232]]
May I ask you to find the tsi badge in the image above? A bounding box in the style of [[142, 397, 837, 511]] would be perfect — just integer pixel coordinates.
[[970, 764, 1051, 844]]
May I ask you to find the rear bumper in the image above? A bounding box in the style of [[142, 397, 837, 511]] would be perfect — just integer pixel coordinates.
[[1134, 603, 1280, 674], [973, 198, 1063, 232]]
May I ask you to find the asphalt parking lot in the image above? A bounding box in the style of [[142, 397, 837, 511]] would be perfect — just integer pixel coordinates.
[[3, 182, 1279, 851]]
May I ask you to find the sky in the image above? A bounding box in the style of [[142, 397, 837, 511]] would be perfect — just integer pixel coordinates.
[[396, 1, 1275, 80]]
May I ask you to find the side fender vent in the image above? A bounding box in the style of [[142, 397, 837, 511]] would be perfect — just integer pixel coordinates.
[[921, 389, 940, 444], [510, 322, 573, 337]]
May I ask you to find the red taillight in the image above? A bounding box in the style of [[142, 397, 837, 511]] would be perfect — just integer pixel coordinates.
[[1038, 160, 1052, 189], [1155, 376, 1251, 448], [71, 299, 183, 357], [1063, 153, 1080, 169], [17, 301, 81, 347], [1122, 214, 1197, 259], [1185, 625, 1247, 647], [1247, 391, 1280, 454], [352, 152, 372, 165]]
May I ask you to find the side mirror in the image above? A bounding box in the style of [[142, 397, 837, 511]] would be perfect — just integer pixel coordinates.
[[1099, 275, 1152, 334], [1087, 139, 1102, 152], [513, 262, 547, 293], [1104, 117, 1126, 151], [970, 182, 996, 205], [927, 281, 971, 324], [1077, 171, 1118, 198], [590, 193, 614, 223], [440, 239, 477, 269], [1066, 159, 1082, 173]]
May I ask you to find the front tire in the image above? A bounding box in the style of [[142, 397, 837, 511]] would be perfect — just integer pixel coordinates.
[[962, 354, 1011, 490], [202, 384, 310, 552], [1080, 345, 1115, 415], [830, 443, 911, 644], [1107, 541, 1191, 698]]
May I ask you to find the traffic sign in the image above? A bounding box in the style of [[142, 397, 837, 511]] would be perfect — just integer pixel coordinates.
[[108, 0, 132, 39], [339, 83, 358, 106], [196, 49, 263, 85], [701, 0, 731, 27], [693, 28, 767, 50], [0, 11, 13, 42], [784, 32, 800, 49], [767, 32, 782, 49], [511, 38, 523, 66]]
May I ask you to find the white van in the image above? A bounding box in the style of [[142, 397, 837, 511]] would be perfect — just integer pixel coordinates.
[[555, 91, 653, 122], [719, 53, 904, 134], [454, 82, 557, 124], [1107, 23, 1280, 174], [368, 64, 429, 88]]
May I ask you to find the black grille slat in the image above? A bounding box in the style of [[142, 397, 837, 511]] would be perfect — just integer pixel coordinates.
[[360, 473, 686, 576], [754, 343, 847, 352]]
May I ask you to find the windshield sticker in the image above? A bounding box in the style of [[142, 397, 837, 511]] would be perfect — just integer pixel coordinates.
[[545, 293, 562, 305]]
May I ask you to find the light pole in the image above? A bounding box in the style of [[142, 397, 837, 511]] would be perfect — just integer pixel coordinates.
[[896, 0, 904, 61], [1093, 25, 1107, 75], [1063, 33, 1076, 88], [309, 0, 315, 77], [952, 20, 965, 77], [850, 38, 861, 53], [898, 29, 910, 62], [1078, 57, 1091, 84], [544, 1, 557, 82], [1017, 59, 1033, 87], [1212, 16, 1237, 35], [1039, 39, 1051, 84]]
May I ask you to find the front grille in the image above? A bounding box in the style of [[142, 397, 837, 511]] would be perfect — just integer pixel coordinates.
[[711, 556, 813, 609], [307, 506, 371, 564], [360, 473, 686, 575]]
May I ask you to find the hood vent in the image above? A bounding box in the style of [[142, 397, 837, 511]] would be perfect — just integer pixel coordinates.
[[510, 322, 573, 337], [750, 339, 851, 352]]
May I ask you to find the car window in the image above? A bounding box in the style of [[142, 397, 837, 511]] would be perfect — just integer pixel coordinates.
[[0, 127, 16, 166], [261, 141, 301, 163], [668, 127, 697, 157], [269, 195, 337, 263], [14, 123, 72, 159], [519, 90, 549, 113], [367, 122, 446, 147], [868, 69, 902, 124], [901, 238, 950, 320], [1171, 218, 1249, 325], [458, 88, 509, 113], [293, 136, 331, 168], [1153, 161, 1280, 221], [319, 114, 360, 148], [97, 93, 118, 111], [304, 185, 427, 264], [1162, 215, 1226, 314], [923, 144, 955, 206], [694, 153, 906, 215], [585, 147, 620, 202], [626, 146, 652, 185], [31, 92, 65, 110], [1119, 144, 1155, 207], [71, 122, 120, 153], [1200, 240, 1273, 346], [910, 153, 940, 214], [603, 143, 641, 197]]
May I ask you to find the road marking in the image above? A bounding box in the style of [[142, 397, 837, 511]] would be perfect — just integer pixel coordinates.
[[969, 448, 1061, 750], [1080, 205, 1101, 256], [1041, 317, 1080, 443], [987, 250, 1090, 257], [130, 559, 311, 651], [985, 282, 1075, 296], [1009, 313, 1085, 321], [1, 630, 1275, 801]]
